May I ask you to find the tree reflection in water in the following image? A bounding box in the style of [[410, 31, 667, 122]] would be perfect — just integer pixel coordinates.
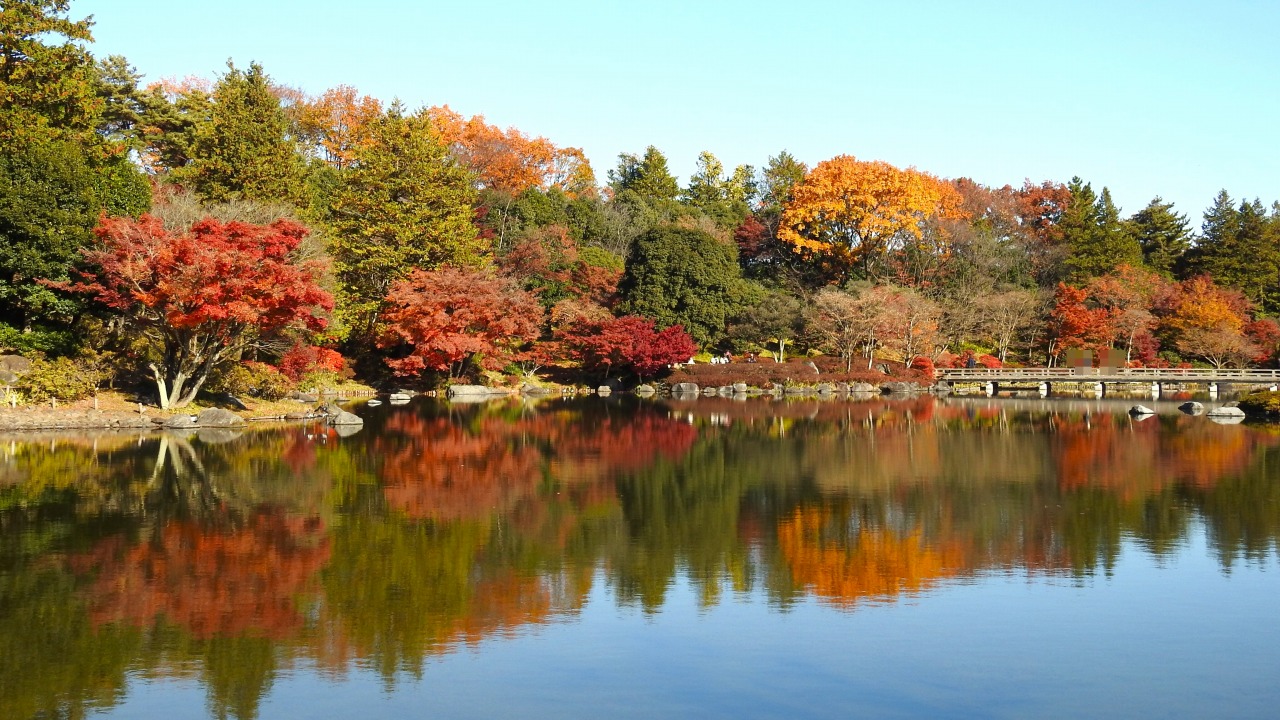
[[0, 396, 1277, 718]]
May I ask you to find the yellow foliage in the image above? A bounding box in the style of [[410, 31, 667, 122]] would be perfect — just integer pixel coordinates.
[[777, 155, 964, 278]]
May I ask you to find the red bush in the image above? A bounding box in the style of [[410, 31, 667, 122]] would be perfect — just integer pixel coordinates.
[[279, 343, 346, 381], [976, 354, 1002, 369]]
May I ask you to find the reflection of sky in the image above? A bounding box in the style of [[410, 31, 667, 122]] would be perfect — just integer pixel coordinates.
[[103, 529, 1280, 719]]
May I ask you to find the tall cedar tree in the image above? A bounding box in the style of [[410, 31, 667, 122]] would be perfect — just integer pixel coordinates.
[[186, 62, 306, 204], [618, 225, 750, 347], [0, 0, 149, 350], [0, 0, 97, 143], [328, 106, 485, 340], [68, 215, 332, 409], [1186, 191, 1280, 313], [1126, 197, 1191, 277], [1060, 178, 1142, 282]]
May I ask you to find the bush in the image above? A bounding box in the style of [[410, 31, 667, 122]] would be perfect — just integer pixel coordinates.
[[910, 356, 936, 377], [297, 369, 344, 392], [279, 343, 346, 381], [207, 361, 293, 400], [16, 355, 103, 403]]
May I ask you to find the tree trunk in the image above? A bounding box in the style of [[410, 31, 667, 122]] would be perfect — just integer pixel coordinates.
[[150, 364, 171, 410]]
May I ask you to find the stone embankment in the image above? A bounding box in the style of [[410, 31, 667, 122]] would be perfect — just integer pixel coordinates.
[[0, 401, 362, 433]]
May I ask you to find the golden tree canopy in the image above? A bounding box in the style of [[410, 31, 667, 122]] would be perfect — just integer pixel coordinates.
[[777, 155, 964, 280]]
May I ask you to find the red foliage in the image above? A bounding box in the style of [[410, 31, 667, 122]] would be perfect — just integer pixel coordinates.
[[77, 215, 332, 334], [1245, 318, 1280, 364], [910, 356, 936, 377], [1048, 282, 1115, 356], [733, 215, 771, 262], [379, 266, 545, 378], [559, 315, 697, 380], [279, 343, 346, 381], [975, 354, 1002, 368], [72, 511, 330, 639]]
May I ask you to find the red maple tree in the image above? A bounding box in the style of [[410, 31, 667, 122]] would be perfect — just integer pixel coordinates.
[[67, 215, 333, 408], [559, 315, 696, 380], [378, 266, 545, 380]]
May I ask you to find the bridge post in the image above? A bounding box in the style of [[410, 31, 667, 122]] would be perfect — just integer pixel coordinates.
[[1151, 382, 1161, 400], [1039, 381, 1049, 397], [1096, 382, 1105, 398], [1209, 382, 1219, 398]]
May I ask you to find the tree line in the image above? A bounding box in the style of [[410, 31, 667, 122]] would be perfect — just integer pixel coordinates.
[[3, 0, 1279, 406]]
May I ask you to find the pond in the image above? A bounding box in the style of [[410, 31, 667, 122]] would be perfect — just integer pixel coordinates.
[[1, 395, 1278, 719]]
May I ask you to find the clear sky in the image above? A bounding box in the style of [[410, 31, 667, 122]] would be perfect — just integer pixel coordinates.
[[75, 0, 1279, 221]]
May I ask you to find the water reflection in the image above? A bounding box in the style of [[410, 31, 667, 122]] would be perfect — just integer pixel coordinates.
[[0, 397, 1278, 718]]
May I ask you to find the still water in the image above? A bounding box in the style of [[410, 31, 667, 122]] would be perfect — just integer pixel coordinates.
[[1, 395, 1278, 719]]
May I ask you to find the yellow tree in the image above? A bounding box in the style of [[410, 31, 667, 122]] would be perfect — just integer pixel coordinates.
[[778, 155, 964, 282]]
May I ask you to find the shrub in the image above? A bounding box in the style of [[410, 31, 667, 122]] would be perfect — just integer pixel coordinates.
[[297, 369, 344, 393], [279, 343, 346, 381], [16, 355, 103, 403], [910, 356, 936, 377], [207, 361, 292, 400]]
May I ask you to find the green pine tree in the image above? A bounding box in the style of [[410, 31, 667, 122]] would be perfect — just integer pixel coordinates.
[[328, 105, 485, 340], [1126, 197, 1191, 278], [186, 62, 305, 204]]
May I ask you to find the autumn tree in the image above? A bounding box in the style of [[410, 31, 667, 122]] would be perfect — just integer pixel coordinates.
[[618, 225, 752, 347], [1046, 282, 1114, 364], [1087, 265, 1166, 364], [498, 225, 622, 309], [1014, 180, 1072, 286], [67, 215, 333, 408], [974, 288, 1043, 364], [185, 62, 306, 204], [427, 105, 596, 197], [808, 287, 883, 372], [378, 267, 544, 380], [1159, 275, 1258, 369], [777, 155, 964, 283], [328, 105, 485, 339], [291, 84, 382, 171], [559, 315, 696, 380]]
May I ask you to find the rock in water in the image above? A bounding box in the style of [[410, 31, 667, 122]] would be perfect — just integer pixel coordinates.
[[1178, 401, 1204, 416], [196, 407, 245, 427], [1129, 405, 1156, 416], [328, 410, 364, 426]]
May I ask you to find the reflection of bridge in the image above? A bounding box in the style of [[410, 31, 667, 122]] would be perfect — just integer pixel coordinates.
[[937, 367, 1280, 398]]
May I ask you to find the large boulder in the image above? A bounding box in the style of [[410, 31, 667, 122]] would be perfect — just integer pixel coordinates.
[[881, 382, 921, 395], [732, 382, 748, 394], [1129, 405, 1156, 416], [1178, 401, 1205, 416], [196, 407, 245, 428], [1207, 405, 1246, 419], [635, 384, 657, 397], [163, 414, 199, 429], [672, 382, 699, 394], [328, 410, 364, 426], [447, 385, 505, 398], [849, 382, 877, 394]]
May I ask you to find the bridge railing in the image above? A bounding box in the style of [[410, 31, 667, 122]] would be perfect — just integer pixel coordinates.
[[937, 367, 1280, 381]]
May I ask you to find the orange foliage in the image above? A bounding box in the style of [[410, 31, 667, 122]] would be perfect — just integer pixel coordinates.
[[72, 511, 330, 639], [426, 105, 596, 196], [778, 155, 965, 279], [777, 507, 969, 608]]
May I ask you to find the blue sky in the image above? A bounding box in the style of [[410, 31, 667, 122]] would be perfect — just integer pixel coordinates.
[[76, 0, 1279, 221]]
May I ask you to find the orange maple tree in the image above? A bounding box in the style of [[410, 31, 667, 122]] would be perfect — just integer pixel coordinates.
[[777, 155, 964, 281], [425, 105, 596, 196]]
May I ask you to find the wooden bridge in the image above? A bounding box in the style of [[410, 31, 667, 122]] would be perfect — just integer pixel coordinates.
[[936, 367, 1280, 398]]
